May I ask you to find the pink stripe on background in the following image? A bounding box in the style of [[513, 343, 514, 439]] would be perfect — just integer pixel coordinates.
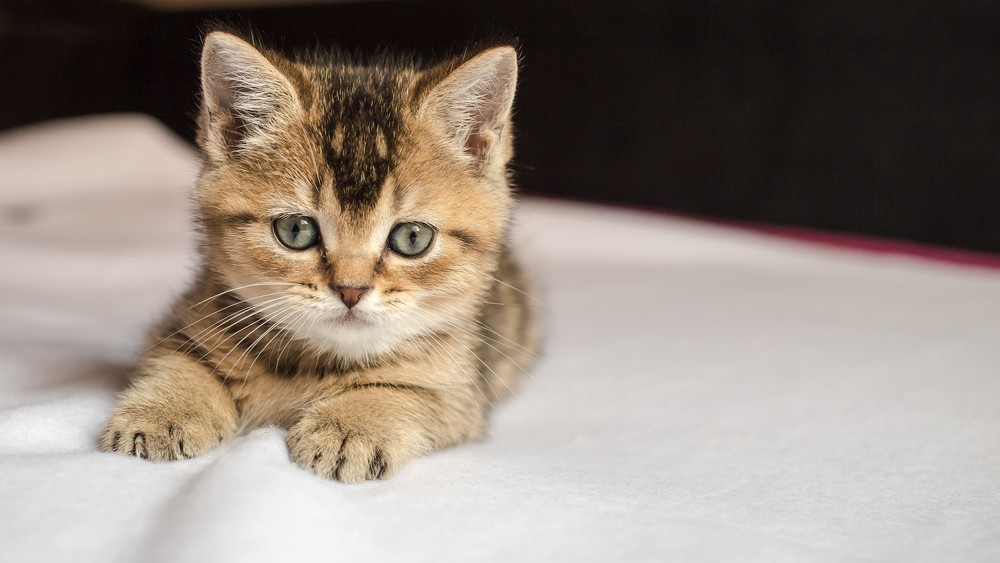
[[725, 220, 1000, 270], [524, 195, 1000, 270]]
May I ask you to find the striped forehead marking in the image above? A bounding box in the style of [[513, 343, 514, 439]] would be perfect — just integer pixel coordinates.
[[320, 81, 402, 216]]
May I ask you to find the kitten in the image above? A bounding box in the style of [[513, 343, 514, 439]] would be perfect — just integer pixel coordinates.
[[101, 30, 540, 483]]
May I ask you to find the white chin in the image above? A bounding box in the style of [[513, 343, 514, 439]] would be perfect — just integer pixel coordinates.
[[292, 315, 407, 362]]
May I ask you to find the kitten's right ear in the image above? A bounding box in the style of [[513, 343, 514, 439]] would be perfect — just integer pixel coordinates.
[[199, 32, 301, 161]]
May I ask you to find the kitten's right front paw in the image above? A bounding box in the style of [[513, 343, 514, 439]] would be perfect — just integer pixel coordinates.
[[101, 402, 236, 461]]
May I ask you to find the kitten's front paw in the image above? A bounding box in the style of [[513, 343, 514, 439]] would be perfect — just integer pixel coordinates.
[[287, 401, 429, 483], [101, 396, 237, 461]]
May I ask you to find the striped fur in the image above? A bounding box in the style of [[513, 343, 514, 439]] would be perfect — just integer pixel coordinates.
[[101, 31, 540, 482]]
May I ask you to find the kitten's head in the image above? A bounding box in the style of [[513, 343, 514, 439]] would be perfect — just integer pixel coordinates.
[[193, 31, 519, 362]]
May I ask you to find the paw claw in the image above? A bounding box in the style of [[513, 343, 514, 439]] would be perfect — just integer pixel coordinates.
[[133, 434, 148, 459], [102, 403, 236, 461], [288, 420, 406, 483]]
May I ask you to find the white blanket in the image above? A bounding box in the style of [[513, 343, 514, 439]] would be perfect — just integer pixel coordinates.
[[1, 114, 998, 562]]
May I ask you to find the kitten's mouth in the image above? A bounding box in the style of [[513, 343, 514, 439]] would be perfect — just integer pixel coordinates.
[[331, 308, 369, 325]]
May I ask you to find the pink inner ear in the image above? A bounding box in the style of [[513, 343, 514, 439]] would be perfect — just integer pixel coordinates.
[[465, 131, 490, 158], [431, 48, 517, 163], [456, 91, 505, 160], [210, 80, 253, 154]]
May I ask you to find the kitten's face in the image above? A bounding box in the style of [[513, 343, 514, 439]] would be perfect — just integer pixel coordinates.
[[195, 33, 518, 362]]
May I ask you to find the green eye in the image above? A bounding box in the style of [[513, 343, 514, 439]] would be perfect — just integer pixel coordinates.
[[388, 222, 434, 257], [274, 216, 319, 250]]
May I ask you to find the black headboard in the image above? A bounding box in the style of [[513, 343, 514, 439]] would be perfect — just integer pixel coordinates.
[[3, 0, 999, 253]]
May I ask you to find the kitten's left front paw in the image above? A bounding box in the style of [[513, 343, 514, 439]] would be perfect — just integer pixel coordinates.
[[286, 397, 430, 483]]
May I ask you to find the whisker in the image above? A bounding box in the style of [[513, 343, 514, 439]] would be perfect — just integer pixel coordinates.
[[415, 300, 554, 366], [242, 307, 311, 378], [171, 296, 290, 358], [218, 306, 300, 379], [232, 308, 310, 405], [187, 310, 280, 380], [271, 308, 314, 372], [407, 307, 517, 400], [181, 292, 289, 339], [138, 291, 285, 359], [393, 315, 493, 413], [485, 274, 544, 306], [189, 282, 295, 311], [191, 304, 287, 363], [302, 312, 326, 370], [440, 318, 536, 381], [421, 292, 504, 306], [205, 303, 292, 365]]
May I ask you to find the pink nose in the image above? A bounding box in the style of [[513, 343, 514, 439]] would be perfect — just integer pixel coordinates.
[[332, 286, 369, 309]]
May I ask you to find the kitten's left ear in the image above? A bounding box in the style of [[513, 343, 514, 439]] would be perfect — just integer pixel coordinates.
[[419, 46, 518, 169]]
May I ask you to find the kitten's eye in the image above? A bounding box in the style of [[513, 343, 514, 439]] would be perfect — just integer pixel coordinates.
[[274, 216, 320, 250], [388, 222, 434, 257]]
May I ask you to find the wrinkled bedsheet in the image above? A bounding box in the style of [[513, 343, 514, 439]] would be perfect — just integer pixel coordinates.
[[1, 114, 998, 562]]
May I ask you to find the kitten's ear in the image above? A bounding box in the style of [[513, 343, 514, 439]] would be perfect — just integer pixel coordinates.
[[199, 31, 301, 160], [420, 46, 518, 169]]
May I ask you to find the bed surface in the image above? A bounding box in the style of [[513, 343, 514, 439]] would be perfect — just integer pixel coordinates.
[[1, 114, 998, 562]]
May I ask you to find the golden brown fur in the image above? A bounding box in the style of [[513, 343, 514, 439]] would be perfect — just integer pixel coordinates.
[[101, 31, 540, 482]]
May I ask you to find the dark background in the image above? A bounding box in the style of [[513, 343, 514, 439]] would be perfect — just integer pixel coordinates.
[[2, 0, 999, 253]]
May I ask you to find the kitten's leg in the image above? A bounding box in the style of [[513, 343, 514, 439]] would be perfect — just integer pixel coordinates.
[[287, 384, 482, 483], [101, 353, 239, 461]]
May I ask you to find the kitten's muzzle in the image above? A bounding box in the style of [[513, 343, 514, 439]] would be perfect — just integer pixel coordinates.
[[332, 285, 369, 309]]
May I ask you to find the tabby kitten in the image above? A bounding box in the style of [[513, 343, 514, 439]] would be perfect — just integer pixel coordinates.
[[101, 31, 539, 483]]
